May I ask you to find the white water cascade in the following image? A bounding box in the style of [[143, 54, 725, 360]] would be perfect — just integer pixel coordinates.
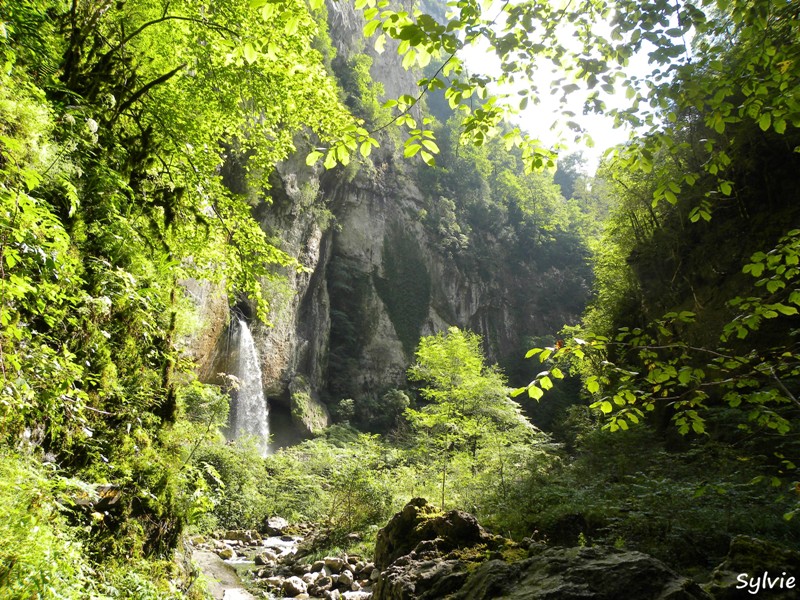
[[232, 319, 270, 456]]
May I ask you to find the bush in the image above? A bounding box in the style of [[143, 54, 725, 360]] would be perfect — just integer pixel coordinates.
[[190, 441, 268, 531], [0, 452, 93, 599]]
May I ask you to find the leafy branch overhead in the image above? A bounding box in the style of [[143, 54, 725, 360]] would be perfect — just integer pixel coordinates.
[[515, 230, 800, 437], [307, 0, 799, 198]]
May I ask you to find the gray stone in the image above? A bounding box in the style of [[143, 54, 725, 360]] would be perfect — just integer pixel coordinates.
[[705, 536, 800, 600], [374, 498, 498, 570], [223, 530, 259, 543], [265, 516, 290, 535], [216, 546, 235, 560], [315, 575, 333, 592], [282, 575, 308, 597], [293, 563, 311, 576], [254, 551, 277, 566], [338, 569, 354, 588], [372, 499, 709, 600], [342, 592, 372, 600], [302, 571, 319, 585], [324, 556, 346, 573], [262, 576, 283, 588], [311, 560, 326, 572]]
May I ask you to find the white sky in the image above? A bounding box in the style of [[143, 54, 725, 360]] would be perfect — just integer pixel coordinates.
[[458, 2, 656, 173]]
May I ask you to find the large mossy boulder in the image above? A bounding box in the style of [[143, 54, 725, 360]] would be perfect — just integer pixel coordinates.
[[373, 499, 711, 600], [374, 497, 499, 570], [705, 536, 800, 599], [459, 546, 711, 600]]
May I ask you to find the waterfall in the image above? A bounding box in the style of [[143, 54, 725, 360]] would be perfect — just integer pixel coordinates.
[[232, 319, 270, 456]]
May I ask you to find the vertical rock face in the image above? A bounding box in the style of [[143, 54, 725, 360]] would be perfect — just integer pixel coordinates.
[[181, 278, 229, 382], [250, 153, 588, 425], [196, 1, 591, 434]]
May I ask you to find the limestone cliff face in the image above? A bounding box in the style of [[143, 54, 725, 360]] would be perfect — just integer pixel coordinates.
[[199, 150, 588, 436], [195, 0, 590, 435], [253, 153, 588, 413]]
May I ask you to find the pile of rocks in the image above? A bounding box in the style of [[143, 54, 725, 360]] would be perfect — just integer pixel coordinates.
[[257, 554, 376, 599], [191, 518, 375, 599]]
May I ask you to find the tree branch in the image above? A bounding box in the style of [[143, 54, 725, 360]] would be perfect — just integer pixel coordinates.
[[114, 63, 187, 118]]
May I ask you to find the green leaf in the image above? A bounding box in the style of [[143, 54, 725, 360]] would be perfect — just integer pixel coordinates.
[[403, 143, 421, 158], [528, 385, 544, 400], [586, 376, 600, 394], [421, 139, 440, 154], [743, 262, 765, 277], [774, 304, 798, 316], [375, 34, 386, 53], [306, 150, 323, 166], [243, 43, 258, 64], [758, 113, 771, 131], [363, 19, 381, 37], [600, 400, 613, 414]]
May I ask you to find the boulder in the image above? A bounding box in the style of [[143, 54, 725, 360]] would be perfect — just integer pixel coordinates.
[[223, 529, 260, 543], [375, 558, 468, 599], [374, 497, 497, 570], [302, 571, 319, 585], [705, 536, 800, 599], [315, 575, 334, 592], [265, 516, 290, 535], [467, 547, 710, 599], [342, 592, 372, 600], [262, 575, 284, 588], [372, 499, 710, 600], [254, 550, 278, 566], [283, 575, 309, 597], [311, 560, 326, 572], [324, 556, 347, 573], [216, 546, 235, 560], [338, 569, 354, 588]]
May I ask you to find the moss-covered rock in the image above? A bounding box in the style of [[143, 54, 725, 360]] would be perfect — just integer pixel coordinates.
[[289, 375, 330, 436], [372, 499, 711, 600], [705, 536, 800, 599]]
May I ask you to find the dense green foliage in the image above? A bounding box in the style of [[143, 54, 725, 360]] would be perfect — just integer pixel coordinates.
[[0, 0, 351, 595], [3, 0, 800, 595]]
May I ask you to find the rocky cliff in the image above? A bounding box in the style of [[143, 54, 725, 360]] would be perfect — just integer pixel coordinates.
[[196, 0, 592, 438]]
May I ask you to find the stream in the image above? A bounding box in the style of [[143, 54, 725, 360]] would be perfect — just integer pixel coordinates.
[[192, 526, 376, 599]]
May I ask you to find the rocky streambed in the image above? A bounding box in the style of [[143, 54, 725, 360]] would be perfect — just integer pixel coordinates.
[[192, 502, 800, 600], [190, 519, 376, 599]]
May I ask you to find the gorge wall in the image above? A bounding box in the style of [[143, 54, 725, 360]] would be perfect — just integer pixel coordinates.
[[194, 0, 592, 438]]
